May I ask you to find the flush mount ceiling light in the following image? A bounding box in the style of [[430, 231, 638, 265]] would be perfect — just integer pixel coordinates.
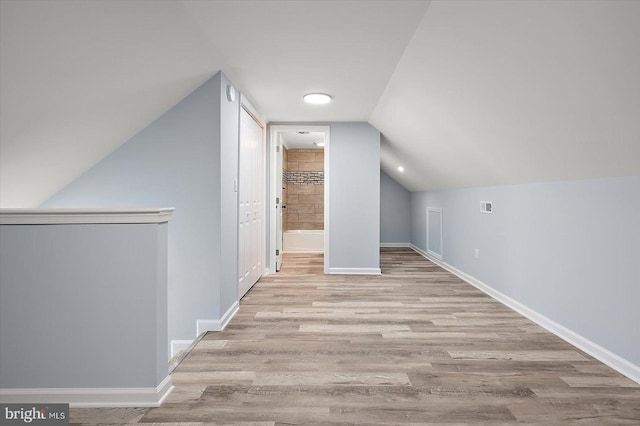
[[303, 93, 332, 104], [297, 131, 310, 134], [397, 166, 405, 172], [314, 141, 325, 147]]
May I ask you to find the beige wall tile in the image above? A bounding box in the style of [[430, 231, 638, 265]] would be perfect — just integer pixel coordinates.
[[299, 162, 323, 172], [299, 194, 323, 203], [288, 150, 315, 162], [289, 185, 316, 194], [299, 213, 324, 223], [289, 203, 315, 213], [284, 148, 324, 231]]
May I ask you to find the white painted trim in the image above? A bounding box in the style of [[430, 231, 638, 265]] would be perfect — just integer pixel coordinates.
[[169, 332, 207, 373], [0, 208, 174, 225], [410, 244, 429, 259], [240, 93, 266, 128], [170, 340, 193, 358], [0, 376, 174, 408], [196, 301, 239, 335], [380, 243, 411, 248], [409, 244, 640, 384], [327, 268, 382, 275], [268, 125, 278, 275]]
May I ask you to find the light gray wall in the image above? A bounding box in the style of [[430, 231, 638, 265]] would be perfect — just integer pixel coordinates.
[[411, 176, 640, 366], [0, 223, 168, 388], [380, 170, 410, 244], [329, 123, 380, 270], [427, 208, 442, 257], [219, 73, 240, 312], [43, 72, 241, 346]]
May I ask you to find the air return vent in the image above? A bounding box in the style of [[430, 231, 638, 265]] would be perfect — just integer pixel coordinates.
[[480, 201, 493, 214]]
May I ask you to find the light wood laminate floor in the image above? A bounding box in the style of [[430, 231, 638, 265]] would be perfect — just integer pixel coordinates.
[[71, 248, 640, 424]]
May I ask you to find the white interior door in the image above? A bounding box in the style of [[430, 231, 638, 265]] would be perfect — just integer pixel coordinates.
[[275, 136, 283, 271], [239, 106, 264, 298]]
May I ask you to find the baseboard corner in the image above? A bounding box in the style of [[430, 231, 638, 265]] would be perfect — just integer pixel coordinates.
[[196, 301, 240, 335]]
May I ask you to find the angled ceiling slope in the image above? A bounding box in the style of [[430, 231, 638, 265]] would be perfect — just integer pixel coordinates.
[[182, 0, 429, 123], [0, 0, 222, 207], [372, 0, 640, 191], [3, 1, 638, 207], [0, 0, 429, 207]]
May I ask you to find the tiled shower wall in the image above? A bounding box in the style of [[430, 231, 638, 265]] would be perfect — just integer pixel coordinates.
[[282, 148, 324, 230]]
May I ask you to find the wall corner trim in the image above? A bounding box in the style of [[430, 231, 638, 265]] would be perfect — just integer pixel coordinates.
[[0, 376, 174, 408], [327, 268, 382, 275], [196, 301, 240, 335], [409, 244, 640, 384]]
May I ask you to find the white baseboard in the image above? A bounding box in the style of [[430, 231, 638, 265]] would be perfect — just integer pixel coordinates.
[[170, 340, 193, 358], [327, 267, 381, 275], [169, 332, 207, 373], [178, 301, 240, 366], [196, 301, 239, 335], [409, 244, 640, 384], [380, 243, 411, 248], [0, 376, 174, 408], [410, 244, 429, 258]]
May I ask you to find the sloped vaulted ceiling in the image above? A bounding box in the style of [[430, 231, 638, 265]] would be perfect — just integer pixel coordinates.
[[0, 0, 428, 207], [371, 0, 640, 191], [1, 0, 639, 207], [0, 0, 222, 207]]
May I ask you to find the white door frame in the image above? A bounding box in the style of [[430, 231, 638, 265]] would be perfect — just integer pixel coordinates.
[[239, 94, 267, 292], [268, 124, 331, 274]]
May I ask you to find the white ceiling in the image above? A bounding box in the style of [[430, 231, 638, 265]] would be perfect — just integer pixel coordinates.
[[181, 0, 430, 122], [1, 0, 639, 207], [373, 0, 640, 190], [280, 132, 325, 150], [0, 0, 221, 207]]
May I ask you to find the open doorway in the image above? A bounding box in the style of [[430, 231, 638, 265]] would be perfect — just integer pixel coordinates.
[[269, 125, 330, 274]]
